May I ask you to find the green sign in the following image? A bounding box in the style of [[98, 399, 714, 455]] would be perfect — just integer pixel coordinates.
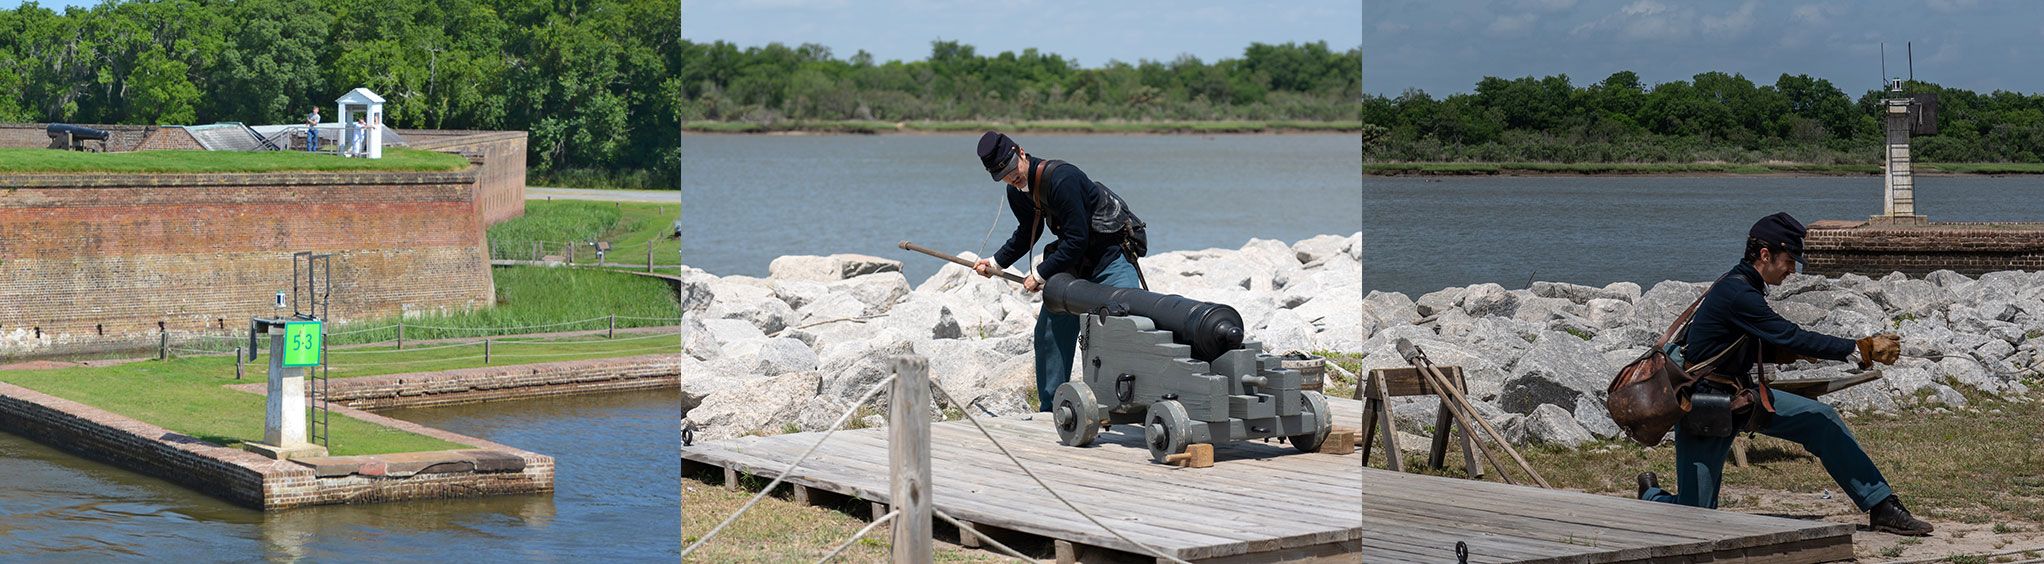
[[282, 321, 323, 367]]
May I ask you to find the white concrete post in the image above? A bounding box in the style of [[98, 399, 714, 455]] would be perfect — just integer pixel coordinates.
[[246, 331, 326, 460]]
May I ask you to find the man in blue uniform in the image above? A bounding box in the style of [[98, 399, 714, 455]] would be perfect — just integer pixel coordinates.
[[970, 131, 1143, 412], [1637, 212, 1932, 536]]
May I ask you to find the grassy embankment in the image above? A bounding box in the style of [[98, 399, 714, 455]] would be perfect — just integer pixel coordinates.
[[686, 119, 1363, 134], [0, 332, 677, 456], [487, 199, 681, 271], [0, 147, 470, 173], [1, 265, 681, 456], [681, 351, 1364, 559], [1365, 161, 2044, 176]]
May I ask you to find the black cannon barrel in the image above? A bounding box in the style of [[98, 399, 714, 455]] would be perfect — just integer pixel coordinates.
[[46, 123, 109, 141], [1043, 273, 1244, 362]]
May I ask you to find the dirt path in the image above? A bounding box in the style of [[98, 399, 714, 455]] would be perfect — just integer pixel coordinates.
[[1714, 485, 2044, 562]]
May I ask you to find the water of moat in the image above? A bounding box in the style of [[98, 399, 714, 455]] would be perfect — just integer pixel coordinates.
[[0, 389, 680, 560]]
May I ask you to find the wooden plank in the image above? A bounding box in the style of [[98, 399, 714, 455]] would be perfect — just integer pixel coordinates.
[[681, 395, 1845, 564]]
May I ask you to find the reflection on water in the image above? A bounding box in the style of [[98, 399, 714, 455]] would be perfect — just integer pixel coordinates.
[[682, 133, 1364, 282], [1365, 175, 2044, 296], [0, 389, 678, 561]]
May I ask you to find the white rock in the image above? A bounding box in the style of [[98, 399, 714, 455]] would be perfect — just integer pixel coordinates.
[[768, 253, 903, 282]]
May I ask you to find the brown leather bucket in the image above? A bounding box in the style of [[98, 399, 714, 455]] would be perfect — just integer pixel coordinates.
[[1607, 349, 1688, 447]]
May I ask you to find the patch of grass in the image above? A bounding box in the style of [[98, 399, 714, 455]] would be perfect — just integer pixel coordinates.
[[488, 201, 680, 269], [1563, 327, 1595, 341], [320, 267, 679, 345], [683, 475, 1015, 562], [1314, 350, 1363, 401], [1994, 522, 2020, 534], [1411, 388, 2044, 526], [0, 147, 468, 173], [1880, 545, 1907, 558], [1, 330, 674, 455], [1946, 555, 1988, 564]]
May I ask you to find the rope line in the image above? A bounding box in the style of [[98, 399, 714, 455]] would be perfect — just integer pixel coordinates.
[[486, 345, 675, 359], [813, 510, 897, 564], [680, 374, 898, 560], [926, 383, 1191, 564]]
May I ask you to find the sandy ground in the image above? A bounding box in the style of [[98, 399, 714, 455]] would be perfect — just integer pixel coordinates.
[[1713, 484, 2044, 562]]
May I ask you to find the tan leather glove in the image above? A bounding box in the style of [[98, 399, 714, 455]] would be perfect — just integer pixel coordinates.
[[1856, 334, 1902, 368]]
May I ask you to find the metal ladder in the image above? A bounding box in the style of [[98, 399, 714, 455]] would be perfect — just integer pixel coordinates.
[[295, 252, 334, 448]]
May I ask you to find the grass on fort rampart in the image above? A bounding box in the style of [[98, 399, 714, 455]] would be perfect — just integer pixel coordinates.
[[0, 147, 470, 174]]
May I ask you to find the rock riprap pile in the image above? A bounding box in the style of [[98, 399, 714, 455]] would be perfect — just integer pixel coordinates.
[[681, 233, 1364, 441], [1359, 270, 2044, 449]]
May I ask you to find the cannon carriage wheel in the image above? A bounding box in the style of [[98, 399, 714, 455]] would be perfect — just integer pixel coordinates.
[[1287, 391, 1333, 453], [1052, 382, 1103, 447], [1144, 400, 1194, 463]]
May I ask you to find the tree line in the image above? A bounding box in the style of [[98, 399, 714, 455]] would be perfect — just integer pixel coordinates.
[[677, 40, 1362, 123], [0, 0, 679, 188], [1363, 71, 2044, 164]]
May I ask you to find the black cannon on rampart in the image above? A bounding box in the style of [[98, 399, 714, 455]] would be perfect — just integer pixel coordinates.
[[1042, 273, 1332, 463], [46, 123, 110, 152]]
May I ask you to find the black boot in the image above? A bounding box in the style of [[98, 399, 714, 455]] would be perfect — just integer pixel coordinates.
[[1636, 472, 1658, 500], [1869, 496, 1934, 536]]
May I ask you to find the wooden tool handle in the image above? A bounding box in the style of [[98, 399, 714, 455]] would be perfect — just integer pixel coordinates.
[[898, 241, 1026, 284]]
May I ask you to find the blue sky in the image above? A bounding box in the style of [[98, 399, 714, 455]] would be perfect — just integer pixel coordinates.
[[1365, 0, 2044, 96], [683, 0, 1362, 67]]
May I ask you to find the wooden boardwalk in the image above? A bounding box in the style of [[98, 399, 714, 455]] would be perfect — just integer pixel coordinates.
[[682, 397, 1855, 563]]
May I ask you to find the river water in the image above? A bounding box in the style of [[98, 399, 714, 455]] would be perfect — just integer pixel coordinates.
[[0, 389, 680, 561], [681, 133, 1364, 282], [1364, 175, 2044, 297]]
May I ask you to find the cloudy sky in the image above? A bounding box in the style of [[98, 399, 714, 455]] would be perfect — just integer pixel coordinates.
[[1365, 0, 2044, 96], [685, 0, 1361, 67]]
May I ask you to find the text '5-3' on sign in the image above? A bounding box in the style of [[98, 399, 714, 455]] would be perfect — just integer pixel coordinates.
[[283, 321, 323, 367]]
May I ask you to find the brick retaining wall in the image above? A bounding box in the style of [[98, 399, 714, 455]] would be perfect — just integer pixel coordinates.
[[1804, 221, 2044, 277], [0, 381, 552, 509], [232, 354, 682, 410]]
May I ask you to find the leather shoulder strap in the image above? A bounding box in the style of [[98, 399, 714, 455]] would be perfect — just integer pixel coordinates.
[[1656, 275, 1725, 347]]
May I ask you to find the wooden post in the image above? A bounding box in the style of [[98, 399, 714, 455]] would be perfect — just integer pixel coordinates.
[[608, 314, 616, 339], [159, 332, 168, 361], [646, 242, 655, 272], [235, 346, 244, 379], [484, 339, 492, 364], [890, 355, 932, 564], [396, 323, 405, 350], [568, 243, 575, 265]]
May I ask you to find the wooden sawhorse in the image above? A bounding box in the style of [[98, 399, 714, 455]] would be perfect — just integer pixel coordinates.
[[1358, 366, 1483, 477]]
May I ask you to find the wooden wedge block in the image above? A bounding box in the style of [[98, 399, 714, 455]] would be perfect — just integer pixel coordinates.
[[1164, 443, 1214, 468]]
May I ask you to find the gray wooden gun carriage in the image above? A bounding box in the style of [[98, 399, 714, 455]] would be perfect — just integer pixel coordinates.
[[1042, 273, 1333, 464]]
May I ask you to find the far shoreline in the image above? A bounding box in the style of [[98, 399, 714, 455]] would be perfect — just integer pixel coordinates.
[[1366, 162, 2044, 177], [684, 119, 1362, 135]]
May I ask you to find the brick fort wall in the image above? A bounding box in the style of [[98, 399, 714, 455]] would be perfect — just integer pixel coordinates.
[[398, 129, 527, 225], [0, 167, 495, 358], [1804, 220, 2044, 277]]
